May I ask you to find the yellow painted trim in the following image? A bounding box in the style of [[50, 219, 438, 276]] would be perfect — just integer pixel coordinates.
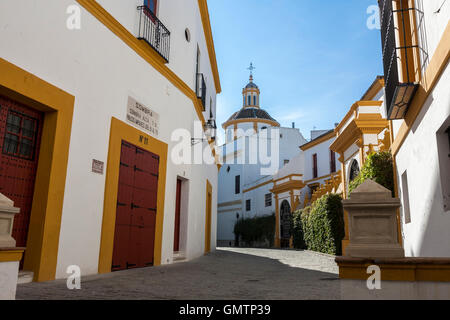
[[0, 249, 25, 262], [75, 0, 219, 169], [205, 179, 213, 254], [335, 101, 383, 134], [98, 117, 168, 274], [197, 0, 221, 93], [337, 259, 450, 282], [300, 131, 336, 151], [361, 77, 385, 101], [331, 116, 387, 155], [223, 118, 280, 129], [304, 172, 340, 185], [273, 174, 303, 183], [243, 179, 273, 194], [271, 180, 305, 195], [391, 20, 450, 156], [0, 58, 74, 282], [274, 195, 280, 248]]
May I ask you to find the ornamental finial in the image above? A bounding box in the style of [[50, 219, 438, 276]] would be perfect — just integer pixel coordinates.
[[247, 62, 255, 81]]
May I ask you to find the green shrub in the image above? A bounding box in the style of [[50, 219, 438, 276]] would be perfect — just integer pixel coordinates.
[[301, 194, 345, 255], [291, 207, 309, 249], [349, 151, 394, 196], [233, 214, 275, 247]]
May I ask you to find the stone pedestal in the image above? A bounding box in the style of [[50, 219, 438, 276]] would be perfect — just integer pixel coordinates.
[[0, 193, 20, 247], [343, 179, 404, 258], [0, 193, 23, 300]]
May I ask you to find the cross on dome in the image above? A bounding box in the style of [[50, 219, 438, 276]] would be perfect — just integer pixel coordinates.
[[247, 62, 255, 81]]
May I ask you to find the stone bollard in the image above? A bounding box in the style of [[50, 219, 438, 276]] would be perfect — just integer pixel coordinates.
[[343, 179, 404, 258], [0, 193, 20, 247], [0, 193, 23, 300]]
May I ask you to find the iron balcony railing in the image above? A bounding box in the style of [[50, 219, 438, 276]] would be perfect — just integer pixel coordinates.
[[378, 0, 426, 120], [196, 73, 207, 111], [137, 6, 170, 62]]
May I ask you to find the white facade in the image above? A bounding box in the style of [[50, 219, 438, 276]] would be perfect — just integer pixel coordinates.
[[0, 0, 220, 281], [217, 76, 307, 246], [218, 127, 307, 246], [390, 1, 450, 257]]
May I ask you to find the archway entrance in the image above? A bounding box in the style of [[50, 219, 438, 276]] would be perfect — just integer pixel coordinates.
[[280, 200, 291, 248], [349, 159, 360, 182]]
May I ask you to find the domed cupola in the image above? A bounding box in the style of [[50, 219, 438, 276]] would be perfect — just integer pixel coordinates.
[[222, 63, 279, 142], [242, 63, 260, 108]]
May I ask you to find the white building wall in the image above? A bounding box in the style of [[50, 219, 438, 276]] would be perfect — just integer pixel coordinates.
[[302, 137, 337, 182], [97, 0, 218, 118], [395, 62, 450, 257], [0, 0, 218, 278], [217, 125, 307, 245]]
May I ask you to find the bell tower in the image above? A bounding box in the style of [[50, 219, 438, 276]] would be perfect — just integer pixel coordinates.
[[242, 63, 260, 108]]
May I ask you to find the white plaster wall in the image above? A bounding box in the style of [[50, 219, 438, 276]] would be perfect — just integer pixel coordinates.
[[0, 0, 218, 278], [217, 126, 306, 243], [420, 0, 450, 64], [97, 0, 218, 118], [395, 62, 450, 257], [302, 137, 337, 182]]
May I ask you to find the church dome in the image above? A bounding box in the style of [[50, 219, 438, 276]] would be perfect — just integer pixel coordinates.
[[245, 81, 258, 89], [226, 107, 278, 123]]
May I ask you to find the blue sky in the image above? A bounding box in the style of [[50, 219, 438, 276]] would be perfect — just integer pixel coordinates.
[[208, 0, 383, 143]]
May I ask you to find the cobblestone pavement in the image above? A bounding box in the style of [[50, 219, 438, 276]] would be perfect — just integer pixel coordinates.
[[16, 248, 341, 300]]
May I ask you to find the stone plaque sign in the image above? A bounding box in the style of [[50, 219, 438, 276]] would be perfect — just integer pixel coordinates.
[[92, 159, 104, 175], [127, 96, 160, 137]]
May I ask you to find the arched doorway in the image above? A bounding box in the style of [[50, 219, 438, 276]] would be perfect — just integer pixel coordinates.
[[349, 159, 360, 182], [280, 200, 291, 248]]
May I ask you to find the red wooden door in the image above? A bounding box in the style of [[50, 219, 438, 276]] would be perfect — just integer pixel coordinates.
[[0, 95, 43, 256], [173, 179, 182, 252], [112, 141, 159, 271]]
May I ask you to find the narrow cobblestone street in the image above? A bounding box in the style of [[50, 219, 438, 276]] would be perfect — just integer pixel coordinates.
[[17, 248, 341, 300]]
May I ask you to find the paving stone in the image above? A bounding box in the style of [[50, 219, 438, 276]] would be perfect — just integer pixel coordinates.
[[16, 248, 340, 300]]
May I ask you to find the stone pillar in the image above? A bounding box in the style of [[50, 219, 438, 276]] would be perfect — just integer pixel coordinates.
[[0, 193, 23, 300], [274, 194, 280, 248], [343, 179, 404, 258], [0, 193, 20, 247]]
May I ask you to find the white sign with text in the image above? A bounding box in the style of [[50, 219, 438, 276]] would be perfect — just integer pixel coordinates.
[[127, 96, 160, 137]]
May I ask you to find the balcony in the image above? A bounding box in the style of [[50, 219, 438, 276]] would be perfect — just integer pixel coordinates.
[[378, 0, 426, 119], [196, 73, 207, 111], [137, 6, 170, 63]]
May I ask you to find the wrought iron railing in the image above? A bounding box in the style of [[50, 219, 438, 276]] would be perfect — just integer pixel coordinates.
[[196, 73, 207, 110], [137, 6, 170, 62], [378, 0, 427, 119]]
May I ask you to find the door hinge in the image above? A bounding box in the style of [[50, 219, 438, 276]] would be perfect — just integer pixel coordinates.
[[131, 203, 142, 209]]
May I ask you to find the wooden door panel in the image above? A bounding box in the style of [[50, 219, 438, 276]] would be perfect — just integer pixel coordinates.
[[0, 95, 43, 252], [139, 225, 156, 266], [134, 171, 157, 190], [116, 184, 133, 225], [112, 224, 130, 271], [174, 179, 182, 252], [135, 149, 159, 174], [132, 187, 157, 209], [128, 226, 141, 269], [112, 141, 159, 271]]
